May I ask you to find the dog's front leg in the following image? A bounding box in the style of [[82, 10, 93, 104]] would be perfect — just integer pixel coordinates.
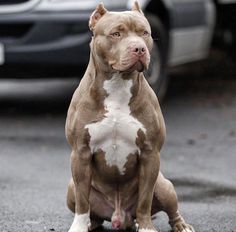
[[136, 151, 160, 232], [68, 148, 92, 232]]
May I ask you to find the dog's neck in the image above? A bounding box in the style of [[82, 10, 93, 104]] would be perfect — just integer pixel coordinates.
[[90, 63, 141, 100]]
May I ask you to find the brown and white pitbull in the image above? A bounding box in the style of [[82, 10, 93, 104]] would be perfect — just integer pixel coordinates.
[[65, 2, 195, 232]]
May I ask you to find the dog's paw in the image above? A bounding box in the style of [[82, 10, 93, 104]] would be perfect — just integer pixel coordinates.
[[135, 221, 159, 232], [68, 226, 87, 232], [172, 222, 195, 232], [138, 228, 158, 232], [68, 213, 90, 232]]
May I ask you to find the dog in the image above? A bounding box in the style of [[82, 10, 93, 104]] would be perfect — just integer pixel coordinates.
[[65, 2, 195, 232]]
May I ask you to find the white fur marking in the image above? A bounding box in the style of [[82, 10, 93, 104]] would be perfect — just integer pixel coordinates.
[[139, 229, 157, 232], [68, 212, 90, 232], [183, 229, 192, 232], [85, 73, 146, 174]]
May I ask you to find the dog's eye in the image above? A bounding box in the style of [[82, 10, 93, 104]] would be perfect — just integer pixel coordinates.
[[111, 32, 121, 37], [143, 31, 150, 37]]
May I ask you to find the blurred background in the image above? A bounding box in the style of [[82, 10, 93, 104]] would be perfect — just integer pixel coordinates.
[[0, 0, 236, 232]]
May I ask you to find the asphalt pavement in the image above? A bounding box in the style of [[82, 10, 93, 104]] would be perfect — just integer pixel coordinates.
[[0, 56, 236, 232]]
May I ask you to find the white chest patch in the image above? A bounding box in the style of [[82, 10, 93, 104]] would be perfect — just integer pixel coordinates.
[[85, 74, 146, 175]]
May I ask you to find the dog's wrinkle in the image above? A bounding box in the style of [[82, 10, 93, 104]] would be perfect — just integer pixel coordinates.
[[121, 56, 142, 65], [112, 52, 148, 72], [171, 177, 236, 202]]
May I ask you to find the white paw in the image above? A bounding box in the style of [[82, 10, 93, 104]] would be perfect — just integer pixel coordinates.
[[68, 225, 88, 232], [138, 228, 158, 232], [68, 213, 90, 232], [183, 229, 193, 232], [176, 226, 195, 232]]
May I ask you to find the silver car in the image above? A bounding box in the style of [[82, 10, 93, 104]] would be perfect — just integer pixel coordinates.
[[0, 0, 235, 98]]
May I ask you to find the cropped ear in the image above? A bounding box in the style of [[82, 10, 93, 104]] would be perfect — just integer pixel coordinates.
[[132, 1, 144, 15], [89, 3, 107, 31]]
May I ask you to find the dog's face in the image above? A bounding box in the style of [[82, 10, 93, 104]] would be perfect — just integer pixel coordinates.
[[89, 2, 153, 73]]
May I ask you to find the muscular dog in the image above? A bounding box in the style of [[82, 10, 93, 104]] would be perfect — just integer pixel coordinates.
[[65, 2, 195, 232]]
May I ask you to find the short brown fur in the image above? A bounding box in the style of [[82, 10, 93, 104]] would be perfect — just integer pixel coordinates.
[[66, 2, 195, 232]]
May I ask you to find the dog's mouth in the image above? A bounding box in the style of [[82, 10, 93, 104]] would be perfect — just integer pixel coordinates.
[[112, 60, 147, 73], [130, 60, 145, 72]]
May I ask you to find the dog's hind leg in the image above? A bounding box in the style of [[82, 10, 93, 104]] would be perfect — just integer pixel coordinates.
[[67, 178, 76, 213], [152, 172, 195, 232]]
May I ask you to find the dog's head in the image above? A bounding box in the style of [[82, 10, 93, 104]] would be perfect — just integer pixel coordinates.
[[89, 1, 153, 73]]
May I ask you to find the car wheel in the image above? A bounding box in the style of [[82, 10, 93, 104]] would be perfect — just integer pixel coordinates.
[[144, 14, 169, 101]]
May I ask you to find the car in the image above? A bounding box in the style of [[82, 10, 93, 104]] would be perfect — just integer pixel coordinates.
[[0, 0, 236, 99]]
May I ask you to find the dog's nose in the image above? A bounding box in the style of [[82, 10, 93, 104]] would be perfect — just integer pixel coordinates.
[[133, 46, 146, 56]]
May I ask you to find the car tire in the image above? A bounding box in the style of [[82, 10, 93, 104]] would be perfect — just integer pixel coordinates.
[[144, 14, 169, 102]]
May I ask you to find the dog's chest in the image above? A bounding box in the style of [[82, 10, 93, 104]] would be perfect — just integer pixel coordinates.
[[85, 75, 146, 175]]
